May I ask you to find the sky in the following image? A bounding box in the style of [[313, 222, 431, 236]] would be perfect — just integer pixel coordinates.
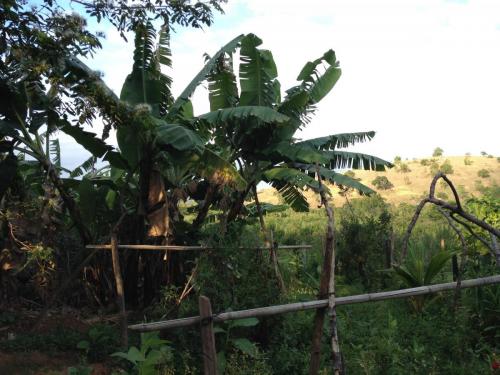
[[60, 0, 500, 169]]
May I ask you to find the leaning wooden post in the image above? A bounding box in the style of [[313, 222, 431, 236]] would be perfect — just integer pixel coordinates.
[[309, 169, 343, 375], [111, 232, 128, 348], [199, 296, 218, 375], [252, 184, 286, 292]]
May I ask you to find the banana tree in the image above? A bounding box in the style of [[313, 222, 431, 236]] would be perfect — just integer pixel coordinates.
[[193, 33, 393, 222]]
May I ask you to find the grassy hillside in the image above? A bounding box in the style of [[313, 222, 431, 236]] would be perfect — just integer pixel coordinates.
[[259, 155, 499, 206]]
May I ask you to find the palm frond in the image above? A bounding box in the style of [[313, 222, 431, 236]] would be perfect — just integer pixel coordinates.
[[424, 251, 453, 285]]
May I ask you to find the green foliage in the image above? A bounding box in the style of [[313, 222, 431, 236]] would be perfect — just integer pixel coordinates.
[[67, 366, 92, 375], [111, 331, 173, 375], [337, 202, 392, 289], [420, 158, 430, 166], [214, 318, 260, 373], [392, 247, 454, 312], [433, 147, 444, 157], [430, 159, 454, 175], [477, 169, 490, 178], [372, 175, 394, 190], [398, 162, 411, 173], [464, 156, 473, 165], [0, 328, 84, 352], [394, 156, 401, 164], [77, 324, 119, 361]]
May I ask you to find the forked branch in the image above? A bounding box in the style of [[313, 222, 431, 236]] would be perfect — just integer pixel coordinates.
[[401, 173, 499, 263]]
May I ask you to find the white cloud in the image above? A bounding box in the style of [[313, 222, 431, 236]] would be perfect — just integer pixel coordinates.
[[63, 0, 500, 168]]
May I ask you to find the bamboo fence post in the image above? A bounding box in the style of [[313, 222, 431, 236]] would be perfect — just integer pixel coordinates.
[[199, 296, 218, 375], [111, 232, 128, 348]]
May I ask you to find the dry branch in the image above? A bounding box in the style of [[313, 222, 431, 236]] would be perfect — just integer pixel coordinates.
[[401, 173, 499, 262]]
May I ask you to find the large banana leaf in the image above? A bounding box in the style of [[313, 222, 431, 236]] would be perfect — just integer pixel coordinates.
[[120, 22, 171, 116], [156, 122, 204, 153], [296, 131, 376, 150], [263, 167, 320, 212], [273, 50, 341, 140], [0, 120, 21, 138], [322, 151, 392, 171], [70, 156, 97, 178], [208, 54, 238, 111], [198, 106, 289, 125], [296, 49, 341, 104], [169, 34, 244, 117], [271, 181, 309, 212], [60, 122, 128, 169], [268, 141, 329, 164], [239, 34, 280, 107], [293, 163, 375, 195]]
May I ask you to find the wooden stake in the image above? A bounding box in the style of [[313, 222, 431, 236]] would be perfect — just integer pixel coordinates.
[[111, 232, 128, 348], [309, 169, 343, 375], [252, 184, 286, 292], [199, 296, 218, 375]]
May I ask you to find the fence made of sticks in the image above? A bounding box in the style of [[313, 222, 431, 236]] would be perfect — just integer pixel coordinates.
[[129, 275, 500, 375]]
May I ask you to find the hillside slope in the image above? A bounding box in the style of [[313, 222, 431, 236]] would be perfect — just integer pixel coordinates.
[[259, 155, 499, 206]]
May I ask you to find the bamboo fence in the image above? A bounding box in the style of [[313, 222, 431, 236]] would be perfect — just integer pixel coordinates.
[[129, 275, 500, 332]]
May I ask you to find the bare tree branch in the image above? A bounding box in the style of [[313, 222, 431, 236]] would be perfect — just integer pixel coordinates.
[[400, 173, 499, 264]]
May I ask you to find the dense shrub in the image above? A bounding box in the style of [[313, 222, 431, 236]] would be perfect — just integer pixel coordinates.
[[372, 176, 394, 190], [433, 147, 444, 157], [477, 169, 490, 178]]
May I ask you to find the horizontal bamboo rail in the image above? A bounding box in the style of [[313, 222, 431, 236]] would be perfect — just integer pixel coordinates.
[[129, 275, 500, 332], [86, 244, 312, 251]]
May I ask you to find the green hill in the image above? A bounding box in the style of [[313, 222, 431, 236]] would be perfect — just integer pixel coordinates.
[[259, 155, 499, 206]]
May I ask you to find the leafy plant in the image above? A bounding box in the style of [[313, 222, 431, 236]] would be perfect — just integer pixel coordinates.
[[372, 176, 393, 190], [77, 324, 119, 361], [111, 331, 173, 375], [67, 366, 92, 375], [391, 247, 454, 313], [478, 169, 490, 178], [214, 317, 260, 373], [398, 163, 411, 173], [433, 147, 443, 157]]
